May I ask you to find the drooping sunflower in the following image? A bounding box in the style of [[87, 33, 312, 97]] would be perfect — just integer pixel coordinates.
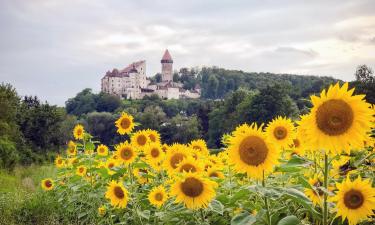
[[115, 142, 138, 165], [228, 123, 279, 179], [105, 180, 129, 208], [115, 112, 134, 135], [265, 116, 295, 149], [73, 124, 85, 140], [145, 129, 161, 143], [76, 165, 87, 176], [189, 139, 209, 156], [55, 156, 65, 168], [170, 172, 217, 209], [131, 130, 149, 150], [41, 178, 54, 191], [163, 144, 190, 175], [331, 176, 375, 225], [144, 143, 165, 168], [304, 174, 324, 206], [66, 141, 77, 156], [97, 144, 109, 156], [176, 157, 203, 174], [300, 82, 373, 155], [148, 185, 168, 208], [331, 156, 354, 178]]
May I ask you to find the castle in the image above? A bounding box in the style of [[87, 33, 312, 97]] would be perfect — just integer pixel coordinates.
[[101, 50, 200, 99]]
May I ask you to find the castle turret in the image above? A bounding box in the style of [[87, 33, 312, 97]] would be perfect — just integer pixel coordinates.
[[161, 49, 173, 82]]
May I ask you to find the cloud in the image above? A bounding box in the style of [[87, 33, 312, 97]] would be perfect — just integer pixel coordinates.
[[0, 0, 374, 105]]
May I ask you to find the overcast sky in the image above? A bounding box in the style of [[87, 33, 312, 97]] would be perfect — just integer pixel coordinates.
[[1, 0, 374, 105]]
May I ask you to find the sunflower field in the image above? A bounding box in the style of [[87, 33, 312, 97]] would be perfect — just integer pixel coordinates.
[[41, 83, 375, 225]]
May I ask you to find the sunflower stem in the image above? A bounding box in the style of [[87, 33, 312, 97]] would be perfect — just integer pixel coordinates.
[[323, 153, 329, 225], [262, 171, 272, 225]]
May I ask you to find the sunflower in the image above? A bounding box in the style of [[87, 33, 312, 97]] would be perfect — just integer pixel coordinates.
[[115, 112, 134, 135], [144, 143, 165, 168], [55, 156, 65, 168], [331, 156, 355, 177], [176, 157, 203, 174], [228, 123, 279, 179], [206, 167, 225, 179], [76, 165, 87, 176], [265, 116, 295, 149], [131, 130, 150, 150], [163, 144, 190, 175], [148, 185, 168, 208], [304, 174, 324, 206], [133, 168, 153, 184], [189, 139, 209, 156], [115, 142, 138, 165], [66, 141, 77, 156], [171, 172, 217, 209], [105, 180, 129, 208], [97, 144, 109, 156], [331, 176, 375, 225], [41, 178, 54, 191], [98, 206, 106, 217], [73, 124, 85, 140], [300, 82, 373, 155], [145, 129, 161, 143]]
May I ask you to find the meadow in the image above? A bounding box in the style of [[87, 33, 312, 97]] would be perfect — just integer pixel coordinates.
[[1, 82, 374, 225]]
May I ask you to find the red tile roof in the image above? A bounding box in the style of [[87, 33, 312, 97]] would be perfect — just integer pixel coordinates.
[[161, 49, 173, 62]]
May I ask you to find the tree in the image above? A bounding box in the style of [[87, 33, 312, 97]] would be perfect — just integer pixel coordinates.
[[350, 65, 375, 104], [138, 105, 167, 130], [96, 93, 121, 112], [355, 65, 374, 83], [86, 112, 118, 145], [160, 115, 201, 144], [65, 88, 97, 116]]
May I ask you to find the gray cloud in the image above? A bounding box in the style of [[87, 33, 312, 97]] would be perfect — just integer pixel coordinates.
[[0, 0, 375, 105]]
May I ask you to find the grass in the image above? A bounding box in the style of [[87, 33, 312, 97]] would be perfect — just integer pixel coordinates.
[[0, 165, 66, 225]]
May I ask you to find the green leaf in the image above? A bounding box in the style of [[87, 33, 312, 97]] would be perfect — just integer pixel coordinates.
[[85, 142, 95, 151], [298, 176, 313, 189], [278, 188, 321, 218], [277, 215, 300, 225], [209, 199, 224, 215], [231, 211, 256, 225]]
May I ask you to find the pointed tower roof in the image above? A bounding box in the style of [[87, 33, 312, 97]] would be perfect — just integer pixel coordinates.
[[161, 49, 173, 63]]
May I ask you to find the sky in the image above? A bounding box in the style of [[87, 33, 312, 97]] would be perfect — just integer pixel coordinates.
[[0, 0, 374, 106]]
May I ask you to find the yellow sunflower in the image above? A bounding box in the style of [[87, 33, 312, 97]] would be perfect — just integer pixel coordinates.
[[105, 180, 129, 208], [228, 123, 279, 179], [163, 144, 190, 175], [66, 141, 77, 156], [133, 168, 153, 184], [97, 144, 109, 156], [331, 176, 375, 225], [300, 82, 373, 155], [115, 142, 138, 165], [265, 116, 295, 149], [98, 205, 106, 217], [76, 165, 87, 176], [73, 124, 85, 140], [144, 143, 165, 168], [115, 112, 135, 135], [170, 172, 217, 209], [331, 156, 354, 178], [131, 130, 149, 150], [206, 167, 225, 179], [189, 139, 209, 156], [41, 178, 54, 191], [55, 156, 65, 168], [145, 129, 161, 143], [176, 157, 203, 174], [148, 185, 168, 208], [304, 174, 324, 206]]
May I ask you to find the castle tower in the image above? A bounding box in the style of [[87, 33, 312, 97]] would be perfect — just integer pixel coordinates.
[[161, 49, 173, 82]]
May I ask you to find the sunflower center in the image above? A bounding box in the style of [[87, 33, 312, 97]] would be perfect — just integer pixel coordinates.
[[313, 181, 324, 196], [99, 148, 105, 153], [239, 136, 269, 166], [120, 148, 133, 160], [120, 118, 130, 129], [209, 172, 219, 177], [274, 126, 287, 140], [344, 189, 364, 209], [114, 186, 125, 199], [316, 99, 354, 136], [170, 153, 185, 169], [293, 139, 300, 148], [77, 129, 82, 136], [137, 135, 147, 146], [193, 146, 202, 151], [58, 159, 62, 164], [151, 148, 160, 158], [45, 180, 52, 188], [154, 192, 163, 201], [79, 167, 84, 173], [149, 134, 156, 142], [108, 163, 114, 168], [339, 161, 351, 175], [181, 177, 204, 197], [179, 163, 197, 173]]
